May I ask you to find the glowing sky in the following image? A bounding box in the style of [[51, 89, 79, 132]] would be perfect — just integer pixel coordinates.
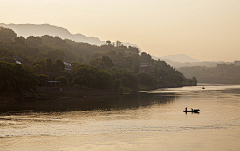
[[1, 0, 240, 62]]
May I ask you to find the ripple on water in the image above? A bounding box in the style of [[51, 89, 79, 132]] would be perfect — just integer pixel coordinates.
[[0, 85, 240, 150]]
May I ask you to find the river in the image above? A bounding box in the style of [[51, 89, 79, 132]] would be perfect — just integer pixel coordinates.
[[0, 85, 240, 150]]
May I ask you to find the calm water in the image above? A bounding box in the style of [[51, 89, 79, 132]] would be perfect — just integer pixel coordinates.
[[0, 85, 240, 151]]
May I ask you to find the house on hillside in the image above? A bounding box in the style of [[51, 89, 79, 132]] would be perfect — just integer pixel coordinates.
[[13, 56, 23, 63], [13, 56, 29, 66], [139, 63, 154, 76], [234, 61, 240, 66], [64, 62, 71, 71]]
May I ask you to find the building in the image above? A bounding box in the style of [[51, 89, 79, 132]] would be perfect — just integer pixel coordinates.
[[13, 56, 30, 66], [234, 61, 240, 66], [64, 62, 72, 71], [139, 63, 154, 76]]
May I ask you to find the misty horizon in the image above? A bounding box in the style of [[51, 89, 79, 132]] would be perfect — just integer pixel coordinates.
[[1, 0, 240, 62], [1, 22, 238, 63]]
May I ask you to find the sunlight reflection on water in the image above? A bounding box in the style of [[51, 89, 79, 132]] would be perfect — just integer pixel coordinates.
[[0, 85, 240, 150]]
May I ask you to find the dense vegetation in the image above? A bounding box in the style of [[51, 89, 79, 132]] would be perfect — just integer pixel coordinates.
[[0, 27, 197, 93], [0, 61, 38, 91], [178, 64, 240, 84]]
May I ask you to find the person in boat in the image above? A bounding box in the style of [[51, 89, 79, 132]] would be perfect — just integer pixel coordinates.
[[191, 108, 193, 112], [185, 107, 187, 112]]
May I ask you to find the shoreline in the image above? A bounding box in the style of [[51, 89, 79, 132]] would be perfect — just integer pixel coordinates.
[[0, 82, 188, 104]]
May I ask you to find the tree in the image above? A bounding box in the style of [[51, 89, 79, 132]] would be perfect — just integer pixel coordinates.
[[89, 58, 101, 67], [45, 58, 53, 72], [20, 47, 39, 57], [26, 36, 42, 47], [54, 36, 66, 47], [116, 40, 122, 47], [0, 61, 39, 92], [0, 47, 14, 59], [0, 27, 17, 41], [78, 57, 84, 63], [128, 46, 139, 54], [74, 75, 88, 87], [137, 72, 157, 86], [113, 79, 121, 90], [36, 74, 50, 86], [121, 70, 139, 88], [14, 64, 39, 90], [47, 49, 65, 62], [100, 56, 113, 70], [0, 61, 17, 91], [90, 51, 104, 59], [95, 70, 112, 89], [14, 36, 25, 45], [116, 51, 125, 58], [33, 64, 42, 72], [192, 77, 197, 86], [55, 76, 68, 86], [70, 62, 80, 74], [32, 58, 47, 70], [106, 40, 111, 45], [54, 58, 65, 71], [71, 63, 112, 89], [141, 52, 152, 63], [107, 50, 116, 57], [0, 56, 16, 63]]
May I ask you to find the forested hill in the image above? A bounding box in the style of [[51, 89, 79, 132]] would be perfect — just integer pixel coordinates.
[[178, 64, 240, 84], [0, 23, 141, 49], [0, 27, 197, 93]]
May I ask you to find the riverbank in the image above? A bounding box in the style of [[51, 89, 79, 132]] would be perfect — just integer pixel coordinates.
[[0, 81, 185, 104], [0, 87, 121, 103]]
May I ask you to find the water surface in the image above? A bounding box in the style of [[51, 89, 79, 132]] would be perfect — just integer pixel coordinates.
[[0, 85, 240, 150]]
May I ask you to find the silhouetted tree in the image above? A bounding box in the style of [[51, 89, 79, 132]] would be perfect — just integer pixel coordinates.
[[192, 77, 197, 86], [106, 40, 111, 45], [116, 40, 122, 47], [0, 27, 17, 41]]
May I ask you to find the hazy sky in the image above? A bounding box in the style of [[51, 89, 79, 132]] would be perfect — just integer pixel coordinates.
[[1, 0, 240, 62]]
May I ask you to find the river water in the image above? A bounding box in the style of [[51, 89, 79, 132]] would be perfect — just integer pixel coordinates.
[[0, 85, 240, 150]]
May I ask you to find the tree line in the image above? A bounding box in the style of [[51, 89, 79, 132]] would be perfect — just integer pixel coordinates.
[[0, 27, 197, 92], [178, 64, 240, 84]]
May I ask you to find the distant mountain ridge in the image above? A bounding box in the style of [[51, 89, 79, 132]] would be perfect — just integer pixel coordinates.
[[153, 54, 199, 63], [152, 54, 232, 68], [0, 23, 141, 49]]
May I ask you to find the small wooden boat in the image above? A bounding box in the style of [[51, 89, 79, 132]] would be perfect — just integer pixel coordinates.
[[202, 86, 205, 89], [183, 108, 200, 113]]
